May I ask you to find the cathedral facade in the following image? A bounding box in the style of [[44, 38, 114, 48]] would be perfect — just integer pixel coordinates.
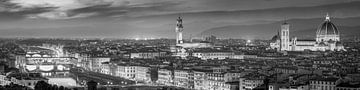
[[270, 14, 345, 51]]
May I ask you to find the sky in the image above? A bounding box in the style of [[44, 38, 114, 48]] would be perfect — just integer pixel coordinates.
[[0, 0, 360, 39]]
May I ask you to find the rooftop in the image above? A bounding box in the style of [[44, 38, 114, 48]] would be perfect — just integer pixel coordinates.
[[311, 77, 339, 82], [336, 82, 360, 88]]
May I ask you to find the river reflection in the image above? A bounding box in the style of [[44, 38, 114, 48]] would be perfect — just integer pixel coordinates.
[[48, 78, 80, 87], [25, 64, 82, 87]]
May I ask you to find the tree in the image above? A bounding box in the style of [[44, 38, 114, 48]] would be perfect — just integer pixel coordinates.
[[52, 85, 59, 90], [59, 86, 65, 90], [35, 81, 50, 90]]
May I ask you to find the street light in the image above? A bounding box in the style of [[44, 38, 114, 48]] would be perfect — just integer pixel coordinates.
[[247, 40, 251, 43], [106, 81, 113, 86]]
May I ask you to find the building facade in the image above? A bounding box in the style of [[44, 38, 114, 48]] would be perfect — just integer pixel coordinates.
[[115, 65, 150, 82], [100, 62, 110, 75], [193, 70, 208, 90], [157, 68, 174, 86], [192, 51, 235, 60], [87, 57, 111, 72], [0, 75, 10, 86], [116, 65, 136, 79], [130, 52, 167, 59], [174, 69, 194, 89], [239, 74, 267, 90], [134, 66, 150, 82], [309, 77, 340, 90]]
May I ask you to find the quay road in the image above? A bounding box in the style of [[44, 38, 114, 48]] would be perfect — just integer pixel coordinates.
[[96, 85, 187, 90], [70, 67, 135, 85], [69, 68, 187, 90]]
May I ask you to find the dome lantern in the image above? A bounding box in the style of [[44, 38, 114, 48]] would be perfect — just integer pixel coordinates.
[[325, 13, 330, 21]]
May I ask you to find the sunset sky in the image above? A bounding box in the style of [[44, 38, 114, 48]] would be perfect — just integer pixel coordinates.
[[0, 0, 360, 39]]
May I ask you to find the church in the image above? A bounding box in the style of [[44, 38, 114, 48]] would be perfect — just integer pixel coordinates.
[[270, 14, 345, 51]]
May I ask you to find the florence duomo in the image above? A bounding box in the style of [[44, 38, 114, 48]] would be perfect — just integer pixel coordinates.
[[270, 13, 345, 51]]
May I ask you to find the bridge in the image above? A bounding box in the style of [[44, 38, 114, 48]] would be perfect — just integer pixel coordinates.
[[21, 44, 139, 87], [38, 44, 65, 57]]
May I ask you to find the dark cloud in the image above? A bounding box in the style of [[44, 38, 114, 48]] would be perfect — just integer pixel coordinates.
[[0, 8, 55, 21], [0, 0, 17, 11], [68, 0, 183, 18]]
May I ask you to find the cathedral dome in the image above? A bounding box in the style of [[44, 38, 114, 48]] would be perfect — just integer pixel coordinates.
[[317, 14, 339, 35], [271, 35, 280, 42]]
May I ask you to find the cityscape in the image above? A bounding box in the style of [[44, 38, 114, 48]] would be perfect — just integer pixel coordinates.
[[0, 0, 360, 90]]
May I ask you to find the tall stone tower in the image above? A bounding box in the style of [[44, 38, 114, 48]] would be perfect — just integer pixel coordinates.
[[176, 16, 184, 44], [280, 21, 290, 51]]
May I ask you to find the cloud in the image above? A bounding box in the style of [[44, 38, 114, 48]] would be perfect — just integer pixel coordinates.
[[0, 0, 20, 12], [3, 0, 182, 19], [10, 0, 88, 10], [2, 0, 360, 20], [27, 11, 98, 20], [5, 0, 131, 19]]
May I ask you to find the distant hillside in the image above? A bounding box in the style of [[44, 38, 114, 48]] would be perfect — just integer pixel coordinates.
[[200, 17, 360, 39], [291, 26, 360, 40]]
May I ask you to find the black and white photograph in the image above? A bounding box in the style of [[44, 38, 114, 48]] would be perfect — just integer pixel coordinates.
[[0, 0, 359, 90]]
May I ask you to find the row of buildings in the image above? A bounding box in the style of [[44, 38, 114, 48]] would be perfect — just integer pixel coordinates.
[[0, 72, 49, 89], [157, 66, 243, 90], [156, 66, 360, 90], [78, 57, 152, 83]]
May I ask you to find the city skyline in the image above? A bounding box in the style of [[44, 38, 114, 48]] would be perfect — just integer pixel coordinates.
[[0, 1, 360, 89], [0, 0, 360, 39]]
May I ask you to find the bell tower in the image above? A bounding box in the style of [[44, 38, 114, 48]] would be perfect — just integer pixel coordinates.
[[176, 16, 184, 44], [280, 21, 290, 51]]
